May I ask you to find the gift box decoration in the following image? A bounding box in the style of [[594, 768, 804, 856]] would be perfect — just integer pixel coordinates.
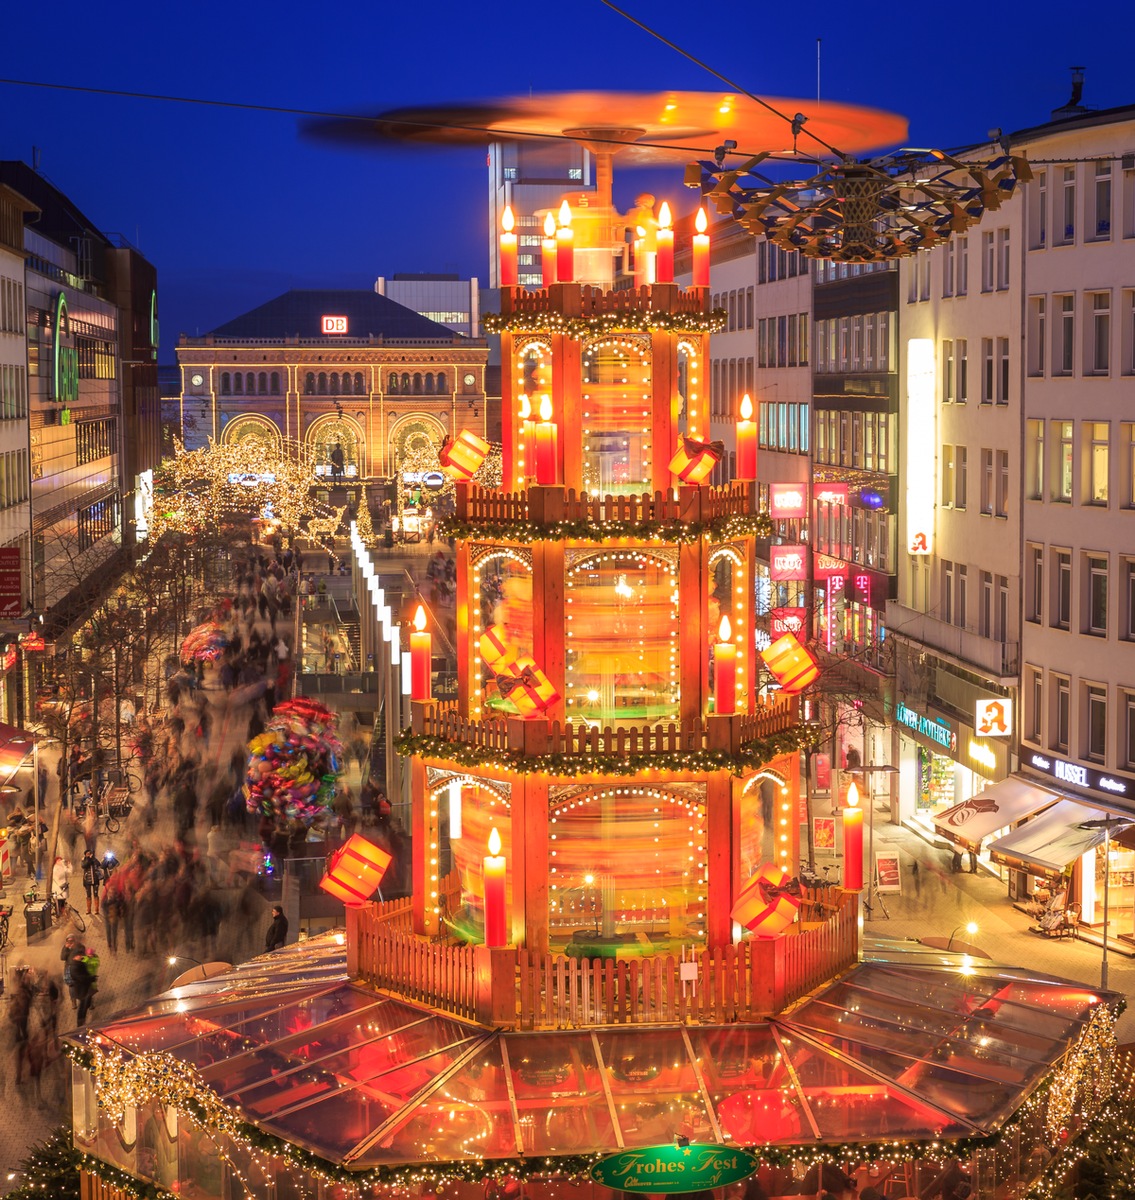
[[319, 833, 393, 906], [731, 863, 801, 937], [668, 435, 724, 484], [760, 632, 820, 694], [479, 624, 518, 670], [439, 430, 491, 481], [497, 655, 560, 714]]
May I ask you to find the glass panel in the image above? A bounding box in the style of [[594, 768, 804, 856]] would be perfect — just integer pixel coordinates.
[[135, 1100, 179, 1190], [476, 551, 533, 715], [358, 1043, 516, 1164], [448, 781, 513, 941], [178, 1123, 227, 1200], [564, 549, 679, 723], [506, 1033, 619, 1154], [596, 1030, 715, 1147], [693, 1027, 808, 1144], [581, 336, 653, 493]]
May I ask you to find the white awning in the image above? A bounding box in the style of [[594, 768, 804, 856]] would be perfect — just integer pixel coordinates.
[[933, 776, 1059, 849], [988, 800, 1130, 875]]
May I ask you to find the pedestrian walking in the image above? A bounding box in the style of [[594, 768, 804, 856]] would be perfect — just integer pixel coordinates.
[[70, 946, 99, 1025], [81, 849, 105, 915], [912, 859, 922, 897], [264, 904, 289, 952], [103, 881, 123, 953], [60, 933, 80, 1007], [52, 856, 71, 919]]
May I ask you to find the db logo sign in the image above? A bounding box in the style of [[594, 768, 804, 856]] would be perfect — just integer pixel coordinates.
[[321, 315, 348, 334], [975, 698, 1012, 737]]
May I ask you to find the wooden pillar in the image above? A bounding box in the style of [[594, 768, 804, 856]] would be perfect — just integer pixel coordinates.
[[501, 331, 519, 490], [739, 533, 757, 712], [705, 772, 733, 949], [531, 537, 566, 724], [455, 539, 473, 716], [410, 755, 432, 935], [651, 330, 678, 494], [511, 773, 549, 954], [677, 491, 709, 723], [550, 285, 583, 490]]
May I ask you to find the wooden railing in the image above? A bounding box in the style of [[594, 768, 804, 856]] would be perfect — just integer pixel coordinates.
[[411, 693, 799, 758], [350, 892, 858, 1030], [456, 480, 758, 528], [501, 282, 708, 320]]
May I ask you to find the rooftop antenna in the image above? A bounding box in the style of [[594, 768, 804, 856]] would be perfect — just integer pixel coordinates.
[[816, 39, 821, 103], [32, 146, 41, 172]]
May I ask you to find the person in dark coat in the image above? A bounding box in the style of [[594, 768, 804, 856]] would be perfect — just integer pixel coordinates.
[[265, 904, 289, 952], [70, 948, 97, 1024]]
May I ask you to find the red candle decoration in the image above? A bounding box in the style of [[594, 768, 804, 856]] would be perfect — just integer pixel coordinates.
[[714, 614, 737, 714], [320, 834, 393, 906], [483, 826, 508, 947], [736, 392, 758, 480], [692, 206, 711, 287], [518, 393, 535, 481], [410, 604, 432, 700], [541, 212, 557, 288], [499, 204, 518, 287], [534, 394, 558, 485], [555, 200, 574, 283], [633, 226, 648, 288], [656, 200, 674, 283], [842, 781, 864, 891]]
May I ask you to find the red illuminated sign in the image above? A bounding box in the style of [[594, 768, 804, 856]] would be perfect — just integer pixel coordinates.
[[770, 607, 807, 636], [19, 632, 45, 651], [814, 483, 848, 505], [321, 315, 348, 334], [769, 545, 808, 581], [0, 646, 15, 671], [769, 483, 807, 519], [813, 553, 846, 580]]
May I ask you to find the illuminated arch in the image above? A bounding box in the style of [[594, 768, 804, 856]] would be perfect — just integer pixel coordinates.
[[220, 413, 282, 449], [306, 413, 364, 479]]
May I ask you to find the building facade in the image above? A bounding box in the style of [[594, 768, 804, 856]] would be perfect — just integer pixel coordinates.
[[374, 273, 480, 338], [174, 289, 489, 479]]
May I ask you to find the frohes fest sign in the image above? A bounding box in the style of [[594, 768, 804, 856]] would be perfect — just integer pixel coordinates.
[[53, 292, 79, 406], [591, 1145, 759, 1194]]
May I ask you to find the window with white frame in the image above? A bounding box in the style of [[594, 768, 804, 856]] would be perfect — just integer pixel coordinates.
[[1026, 419, 1044, 500], [1086, 554, 1108, 635], [957, 564, 968, 629], [1054, 550, 1072, 629], [1060, 167, 1076, 243], [1125, 691, 1135, 768], [998, 575, 1009, 641], [956, 338, 968, 402], [1086, 684, 1107, 761], [1093, 160, 1112, 239], [1088, 291, 1110, 374], [997, 228, 1011, 290], [996, 450, 1009, 517], [955, 445, 967, 508], [957, 236, 969, 294], [943, 240, 955, 296], [1027, 544, 1044, 623], [1087, 421, 1109, 505], [1123, 423, 1135, 507], [1029, 667, 1044, 741], [981, 231, 995, 291], [1055, 294, 1075, 375], [1055, 420, 1073, 501], [941, 444, 955, 508], [980, 570, 993, 636], [1028, 296, 1046, 376], [942, 340, 954, 403], [980, 447, 994, 514], [1054, 675, 1070, 751], [981, 339, 994, 403], [997, 337, 1010, 403], [1125, 559, 1135, 641], [1030, 169, 1047, 249], [942, 561, 954, 624]]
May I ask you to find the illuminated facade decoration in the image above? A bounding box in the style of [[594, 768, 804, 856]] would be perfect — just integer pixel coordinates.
[[174, 288, 489, 478]]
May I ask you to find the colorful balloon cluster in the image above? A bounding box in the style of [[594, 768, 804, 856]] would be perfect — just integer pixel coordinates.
[[180, 621, 229, 664], [244, 698, 345, 825]]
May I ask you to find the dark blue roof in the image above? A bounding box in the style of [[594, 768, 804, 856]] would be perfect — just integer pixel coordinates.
[[207, 289, 460, 341]]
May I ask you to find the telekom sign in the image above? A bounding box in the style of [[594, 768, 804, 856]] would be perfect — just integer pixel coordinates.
[[769, 483, 807, 519]]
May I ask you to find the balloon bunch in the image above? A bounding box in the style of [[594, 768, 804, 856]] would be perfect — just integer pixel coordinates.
[[180, 621, 229, 664], [244, 697, 345, 825]]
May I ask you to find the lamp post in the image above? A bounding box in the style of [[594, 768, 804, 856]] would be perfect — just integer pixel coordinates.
[[1079, 816, 1132, 990], [946, 921, 979, 952]]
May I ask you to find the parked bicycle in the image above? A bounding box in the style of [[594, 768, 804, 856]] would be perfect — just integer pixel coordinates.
[[797, 862, 841, 890], [22, 883, 86, 934], [0, 904, 12, 953]]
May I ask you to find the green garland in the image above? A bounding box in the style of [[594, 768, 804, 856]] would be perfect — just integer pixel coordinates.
[[439, 511, 772, 545], [396, 724, 818, 778], [6, 1126, 174, 1200], [482, 307, 728, 338]]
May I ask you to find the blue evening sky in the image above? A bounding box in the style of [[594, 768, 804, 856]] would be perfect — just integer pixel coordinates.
[[1, 0, 1132, 360]]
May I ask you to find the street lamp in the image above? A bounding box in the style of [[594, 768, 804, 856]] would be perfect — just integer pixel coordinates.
[[946, 921, 979, 951], [168, 954, 203, 969], [1078, 816, 1132, 990]]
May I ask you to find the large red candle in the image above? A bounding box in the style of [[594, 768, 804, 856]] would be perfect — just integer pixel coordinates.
[[692, 207, 711, 287], [410, 604, 432, 700], [534, 394, 558, 485], [842, 781, 864, 891], [517, 393, 535, 484], [656, 200, 674, 283], [714, 614, 737, 714], [483, 827, 508, 947], [541, 212, 557, 288], [736, 392, 758, 480], [556, 200, 574, 283], [499, 205, 518, 287]]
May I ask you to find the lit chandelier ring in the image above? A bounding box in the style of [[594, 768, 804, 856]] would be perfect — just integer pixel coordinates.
[[687, 149, 1033, 263]]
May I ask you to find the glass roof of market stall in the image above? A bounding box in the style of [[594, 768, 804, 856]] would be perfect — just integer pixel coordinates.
[[73, 934, 1112, 1169]]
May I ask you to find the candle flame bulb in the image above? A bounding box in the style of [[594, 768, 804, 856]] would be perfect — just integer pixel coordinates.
[[636, 225, 647, 238], [847, 780, 859, 808], [488, 827, 502, 855], [413, 604, 427, 632], [557, 199, 572, 228], [502, 205, 515, 232], [719, 614, 732, 642], [740, 392, 753, 420], [518, 393, 531, 419], [544, 211, 557, 237], [658, 200, 672, 228], [696, 206, 708, 234], [539, 394, 553, 421]]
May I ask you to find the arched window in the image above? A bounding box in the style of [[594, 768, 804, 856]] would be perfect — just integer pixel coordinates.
[[435, 372, 447, 393], [330, 372, 340, 394], [246, 373, 255, 394], [221, 373, 231, 395], [388, 372, 399, 393], [318, 373, 327, 395], [270, 372, 281, 394], [413, 372, 423, 394], [401, 372, 411, 392], [354, 372, 365, 394], [424, 373, 434, 394], [258, 372, 268, 394], [305, 372, 315, 395], [233, 373, 243, 394]]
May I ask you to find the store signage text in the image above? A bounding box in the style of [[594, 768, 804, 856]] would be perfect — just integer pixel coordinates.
[[769, 545, 808, 581], [592, 1146, 759, 1194], [53, 292, 79, 406], [770, 607, 806, 636], [769, 484, 807, 519], [813, 552, 846, 580], [975, 697, 1012, 738], [967, 739, 997, 772], [896, 702, 957, 753], [815, 483, 848, 505], [1028, 753, 1131, 798], [321, 315, 348, 334]]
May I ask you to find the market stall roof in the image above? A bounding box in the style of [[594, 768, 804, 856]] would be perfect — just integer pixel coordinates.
[[0, 721, 35, 772], [933, 776, 1060, 849], [73, 934, 1113, 1171], [988, 800, 1131, 875]]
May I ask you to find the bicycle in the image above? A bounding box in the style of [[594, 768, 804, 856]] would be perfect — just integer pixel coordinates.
[[22, 884, 86, 934], [0, 904, 12, 953]]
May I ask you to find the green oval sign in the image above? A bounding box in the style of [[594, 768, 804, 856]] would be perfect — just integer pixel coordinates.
[[591, 1145, 759, 1194]]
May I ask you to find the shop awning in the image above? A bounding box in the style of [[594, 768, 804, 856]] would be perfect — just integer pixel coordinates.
[[0, 722, 35, 773], [933, 776, 1059, 849], [988, 801, 1132, 875]]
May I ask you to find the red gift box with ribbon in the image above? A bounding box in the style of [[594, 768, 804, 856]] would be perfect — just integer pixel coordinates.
[[439, 430, 491, 481], [478, 623, 517, 670], [498, 654, 560, 714], [731, 863, 801, 937], [760, 632, 820, 694], [319, 834, 393, 907], [668, 435, 724, 484]]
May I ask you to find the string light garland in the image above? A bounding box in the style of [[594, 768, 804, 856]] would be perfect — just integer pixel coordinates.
[[439, 511, 772, 545], [483, 308, 727, 338], [1043, 1003, 1117, 1145]]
